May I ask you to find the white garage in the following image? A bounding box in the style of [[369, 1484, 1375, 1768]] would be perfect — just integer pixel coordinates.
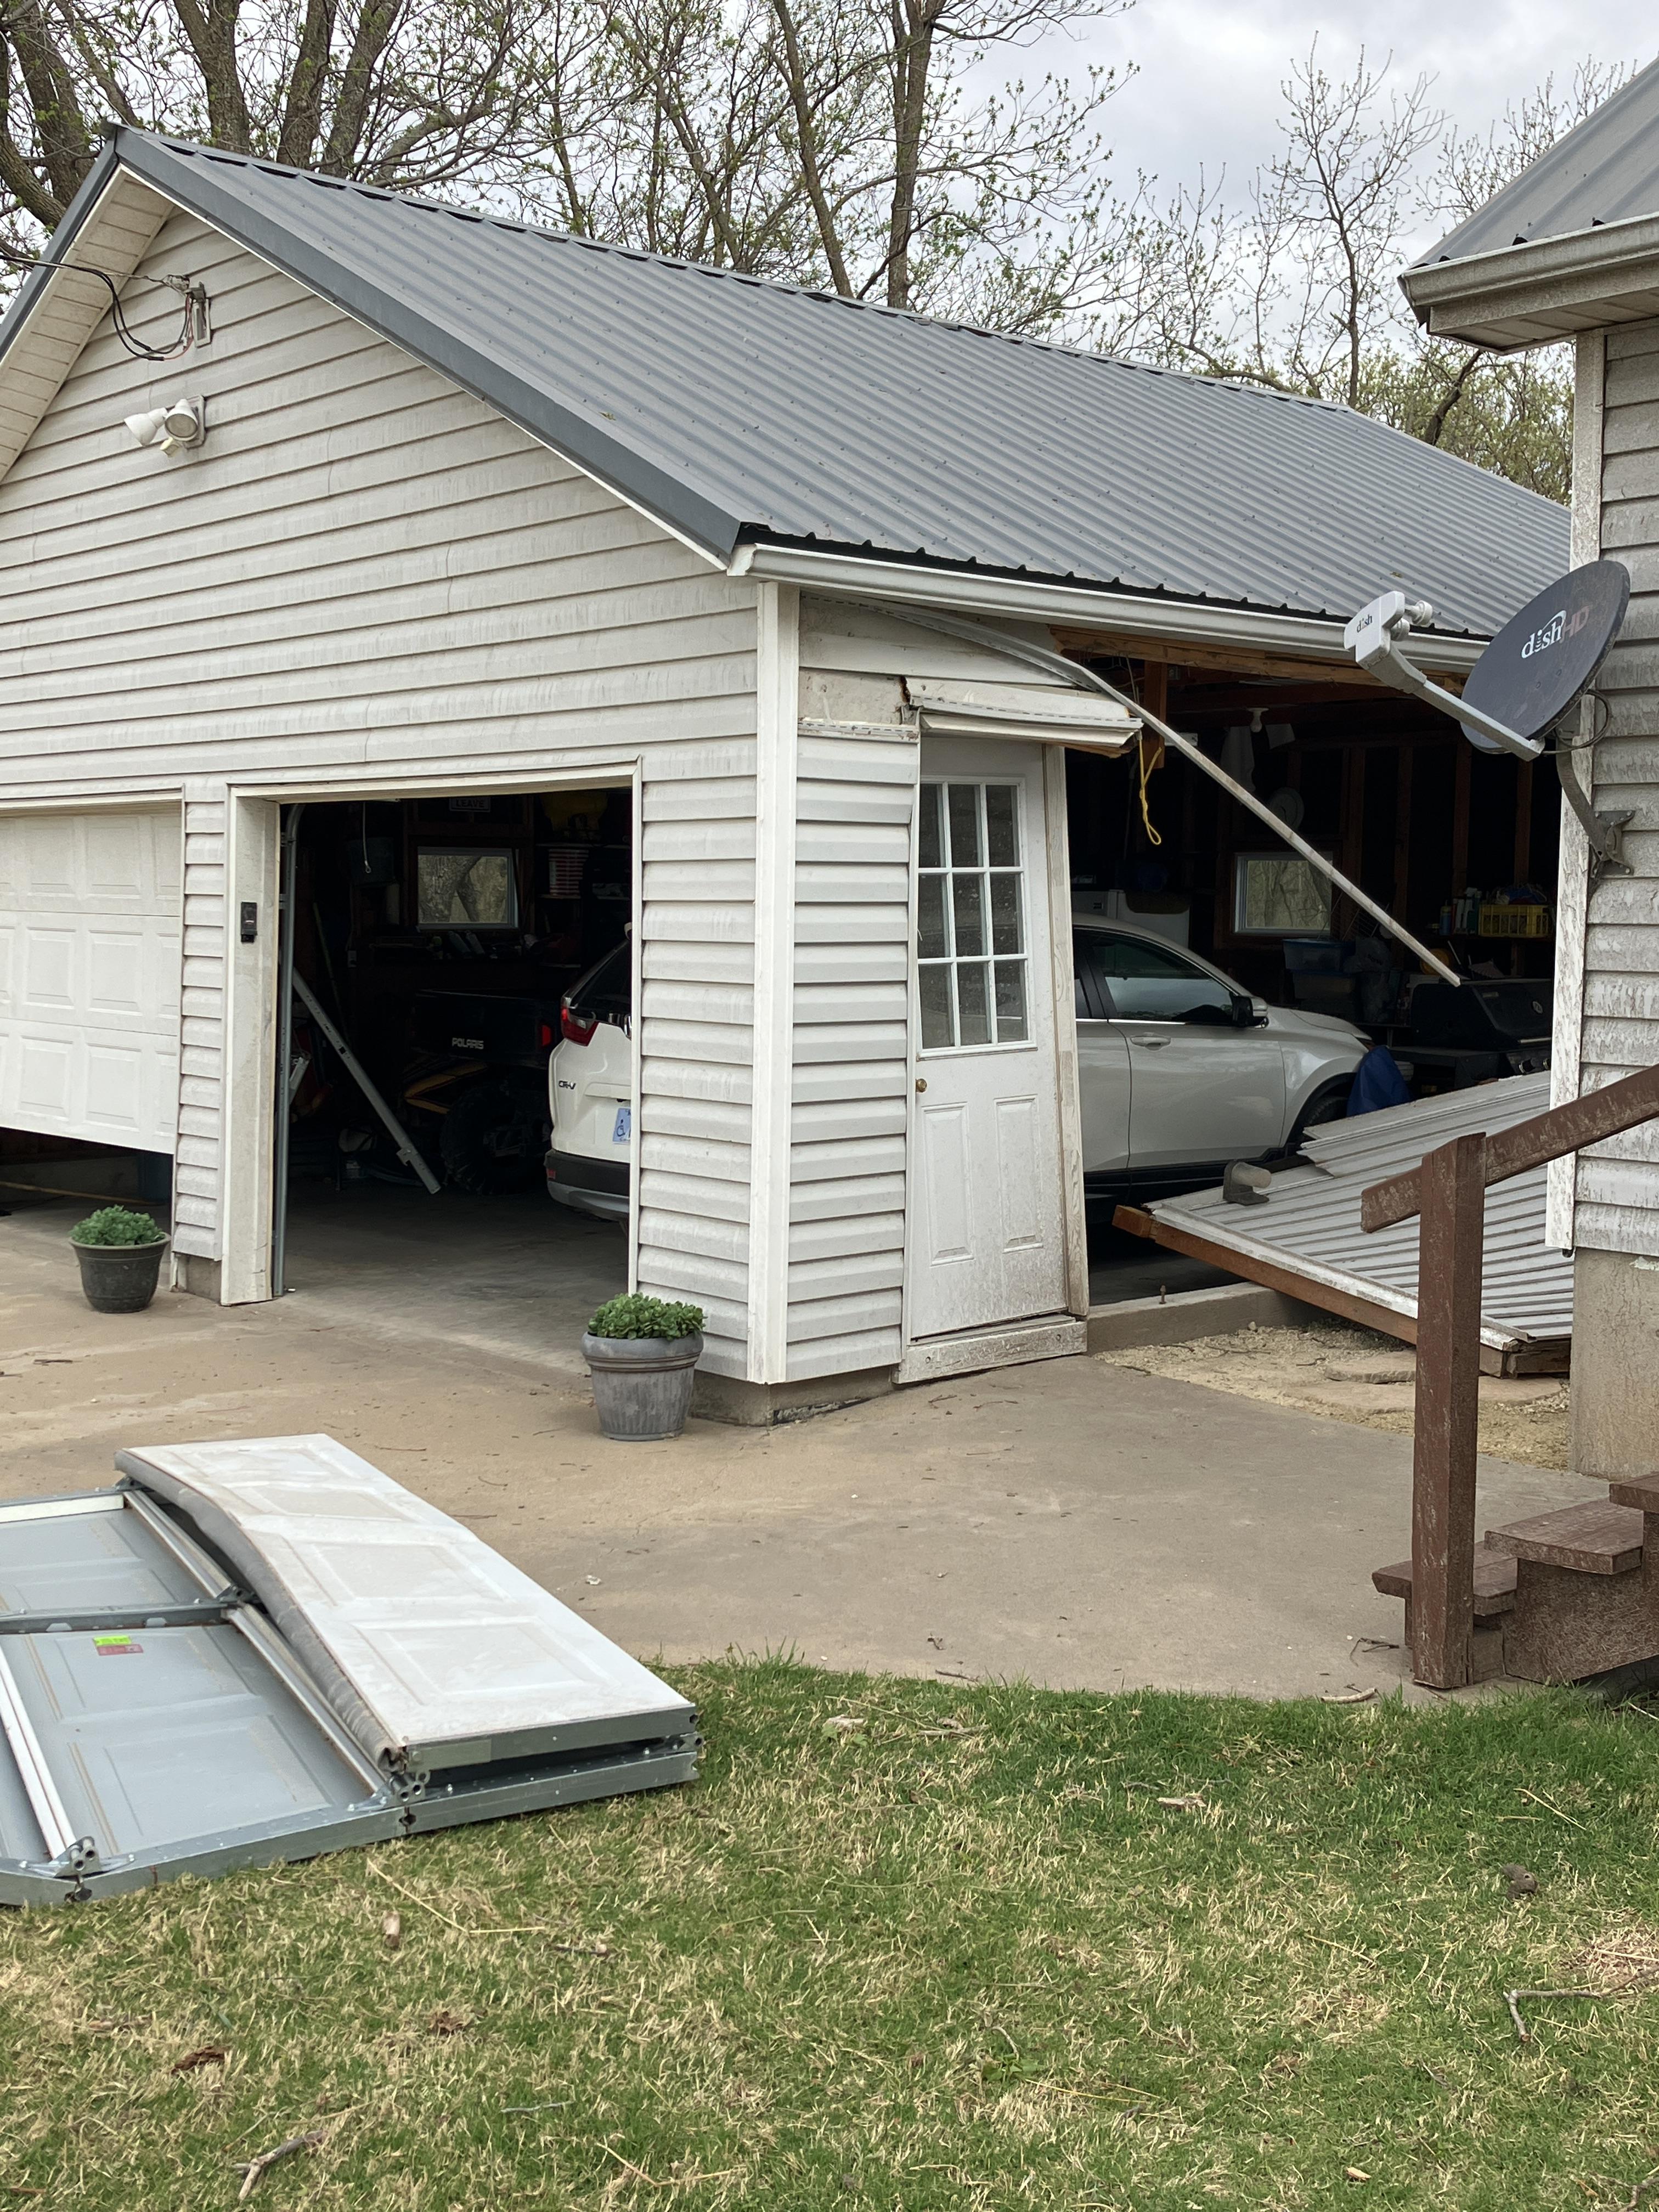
[[0, 810, 180, 1154]]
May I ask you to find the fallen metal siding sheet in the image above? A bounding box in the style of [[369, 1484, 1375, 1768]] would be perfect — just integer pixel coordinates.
[[117, 1436, 694, 1769], [1147, 1075, 1573, 1347], [1415, 58, 1659, 267], [39, 130, 1569, 637]]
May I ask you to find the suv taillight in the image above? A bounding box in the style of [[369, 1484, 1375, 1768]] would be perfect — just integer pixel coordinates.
[[561, 1005, 597, 1046]]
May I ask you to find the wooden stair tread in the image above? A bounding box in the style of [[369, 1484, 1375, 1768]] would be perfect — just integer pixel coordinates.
[[1372, 1551, 1517, 1616], [1593, 1469, 1659, 1513], [1484, 1500, 1646, 1576]]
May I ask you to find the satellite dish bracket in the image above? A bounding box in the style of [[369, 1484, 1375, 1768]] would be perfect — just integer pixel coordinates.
[[1344, 591, 1633, 884]]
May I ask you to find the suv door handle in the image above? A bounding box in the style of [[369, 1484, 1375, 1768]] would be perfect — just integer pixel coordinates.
[[1130, 1035, 1171, 1048]]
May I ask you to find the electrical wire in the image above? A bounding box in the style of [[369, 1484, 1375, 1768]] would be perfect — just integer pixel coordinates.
[[0, 242, 209, 359]]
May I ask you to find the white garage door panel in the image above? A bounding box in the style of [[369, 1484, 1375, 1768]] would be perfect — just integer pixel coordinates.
[[0, 811, 180, 1150]]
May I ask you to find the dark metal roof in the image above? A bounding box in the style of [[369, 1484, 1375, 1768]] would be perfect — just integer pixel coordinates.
[[10, 129, 1568, 639], [1415, 56, 1659, 269]]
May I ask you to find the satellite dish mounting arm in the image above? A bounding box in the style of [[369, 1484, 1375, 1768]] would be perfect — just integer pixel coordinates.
[[1344, 591, 1632, 881], [1344, 593, 1542, 760]]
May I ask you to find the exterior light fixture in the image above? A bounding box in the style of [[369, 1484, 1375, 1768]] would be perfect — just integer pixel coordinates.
[[123, 397, 206, 455]]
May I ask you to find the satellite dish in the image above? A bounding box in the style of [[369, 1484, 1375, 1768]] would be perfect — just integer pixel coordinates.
[[1458, 559, 1629, 755]]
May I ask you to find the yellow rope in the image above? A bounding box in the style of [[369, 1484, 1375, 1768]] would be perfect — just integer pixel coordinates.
[[1136, 737, 1163, 848]]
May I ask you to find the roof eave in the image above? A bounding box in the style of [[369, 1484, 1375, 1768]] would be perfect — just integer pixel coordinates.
[[0, 136, 126, 374], [106, 129, 744, 567], [1401, 208, 1659, 351], [736, 542, 1488, 673]]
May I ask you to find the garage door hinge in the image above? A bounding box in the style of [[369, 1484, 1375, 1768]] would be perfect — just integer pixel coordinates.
[[47, 1835, 101, 1880]]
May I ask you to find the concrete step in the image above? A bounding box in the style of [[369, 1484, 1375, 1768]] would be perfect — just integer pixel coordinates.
[[1485, 1499, 1646, 1576]]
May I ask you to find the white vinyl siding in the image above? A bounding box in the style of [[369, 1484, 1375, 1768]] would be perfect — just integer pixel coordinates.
[[787, 731, 915, 1378], [0, 210, 760, 1353], [788, 600, 1089, 1378], [636, 738, 758, 1375], [1561, 320, 1659, 1255]]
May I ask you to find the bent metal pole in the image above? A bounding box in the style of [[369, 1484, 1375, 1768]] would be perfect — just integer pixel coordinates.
[[881, 603, 1462, 988]]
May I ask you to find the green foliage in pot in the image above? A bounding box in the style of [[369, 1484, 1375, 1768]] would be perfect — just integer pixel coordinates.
[[70, 1205, 166, 1248], [587, 1292, 704, 1341]]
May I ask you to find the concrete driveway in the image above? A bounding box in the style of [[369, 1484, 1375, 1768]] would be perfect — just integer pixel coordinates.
[[1, 1194, 1585, 1700]]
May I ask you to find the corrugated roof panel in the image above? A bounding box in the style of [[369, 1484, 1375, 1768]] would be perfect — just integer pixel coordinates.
[[1148, 1076, 1572, 1347], [1415, 58, 1659, 269], [7, 129, 1567, 638]]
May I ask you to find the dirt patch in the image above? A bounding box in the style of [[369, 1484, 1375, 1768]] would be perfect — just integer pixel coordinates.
[[1099, 1319, 1571, 1471]]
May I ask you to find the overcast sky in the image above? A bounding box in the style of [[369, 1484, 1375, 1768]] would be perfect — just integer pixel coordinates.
[[1031, 0, 1653, 240]]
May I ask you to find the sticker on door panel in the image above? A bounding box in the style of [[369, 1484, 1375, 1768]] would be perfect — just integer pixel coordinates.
[[920, 1101, 974, 1261]]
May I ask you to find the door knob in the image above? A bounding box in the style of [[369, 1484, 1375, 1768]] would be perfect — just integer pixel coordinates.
[[915, 1077, 928, 1093]]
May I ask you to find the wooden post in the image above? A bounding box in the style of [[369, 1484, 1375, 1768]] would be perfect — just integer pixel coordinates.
[[1410, 1132, 1488, 1689]]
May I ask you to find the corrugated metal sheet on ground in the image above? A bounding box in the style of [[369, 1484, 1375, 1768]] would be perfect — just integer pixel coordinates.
[[1415, 56, 1659, 267], [5, 129, 1566, 635], [1146, 1075, 1572, 1351]]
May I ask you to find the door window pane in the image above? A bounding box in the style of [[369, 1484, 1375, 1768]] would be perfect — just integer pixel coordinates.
[[956, 961, 991, 1046], [985, 784, 1019, 867], [947, 783, 981, 867], [917, 874, 949, 960], [989, 872, 1022, 953], [919, 962, 955, 1049], [952, 873, 986, 957], [994, 961, 1028, 1041], [917, 779, 1031, 1052]]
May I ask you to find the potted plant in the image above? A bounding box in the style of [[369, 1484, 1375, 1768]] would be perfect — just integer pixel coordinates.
[[69, 1205, 170, 1313], [582, 1293, 704, 1441]]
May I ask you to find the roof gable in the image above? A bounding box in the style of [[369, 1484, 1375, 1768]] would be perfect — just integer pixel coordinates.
[[1, 129, 1568, 639]]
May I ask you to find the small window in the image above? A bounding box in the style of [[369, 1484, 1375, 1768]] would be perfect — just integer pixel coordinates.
[[1232, 850, 1333, 936], [1086, 932, 1232, 1022], [916, 780, 1030, 1051], [416, 848, 520, 929]]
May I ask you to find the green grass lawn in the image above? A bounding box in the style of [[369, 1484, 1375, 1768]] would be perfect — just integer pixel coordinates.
[[3, 1661, 1657, 2210]]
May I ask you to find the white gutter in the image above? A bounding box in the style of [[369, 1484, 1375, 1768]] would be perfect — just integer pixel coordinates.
[[881, 603, 1462, 987], [731, 540, 1487, 674], [1402, 207, 1659, 345]]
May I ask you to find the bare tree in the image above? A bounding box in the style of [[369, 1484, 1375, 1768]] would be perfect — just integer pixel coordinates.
[[0, 0, 562, 257]]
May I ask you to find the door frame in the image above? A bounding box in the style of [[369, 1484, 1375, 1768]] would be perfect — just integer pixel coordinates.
[[898, 738, 1088, 1371]]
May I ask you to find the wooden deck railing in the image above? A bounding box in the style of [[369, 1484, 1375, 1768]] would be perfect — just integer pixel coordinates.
[[1359, 1061, 1659, 1689]]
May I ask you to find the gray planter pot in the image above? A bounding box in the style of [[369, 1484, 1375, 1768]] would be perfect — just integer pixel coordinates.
[[71, 1236, 168, 1314], [582, 1330, 703, 1442]]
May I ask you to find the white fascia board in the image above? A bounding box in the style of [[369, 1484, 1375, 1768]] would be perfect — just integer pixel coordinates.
[[1402, 211, 1659, 351], [732, 541, 1486, 673]]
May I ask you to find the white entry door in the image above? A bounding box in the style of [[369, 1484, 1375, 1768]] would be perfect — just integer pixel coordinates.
[[906, 740, 1068, 1340], [0, 810, 181, 1151]]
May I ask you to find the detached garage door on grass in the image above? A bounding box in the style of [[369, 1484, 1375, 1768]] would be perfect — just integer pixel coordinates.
[[0, 811, 180, 1153]]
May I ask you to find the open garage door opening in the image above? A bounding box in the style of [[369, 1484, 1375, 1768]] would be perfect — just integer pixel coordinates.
[[0, 808, 179, 1234], [1059, 647, 1561, 1312], [271, 785, 635, 1359]]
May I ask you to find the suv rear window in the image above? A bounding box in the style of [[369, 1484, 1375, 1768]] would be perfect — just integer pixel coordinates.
[[568, 941, 632, 1028]]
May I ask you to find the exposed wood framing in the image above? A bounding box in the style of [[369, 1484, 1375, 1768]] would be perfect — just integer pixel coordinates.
[[1051, 629, 1469, 686]]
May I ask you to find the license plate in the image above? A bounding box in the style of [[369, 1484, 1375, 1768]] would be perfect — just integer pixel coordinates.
[[612, 1106, 632, 1145]]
